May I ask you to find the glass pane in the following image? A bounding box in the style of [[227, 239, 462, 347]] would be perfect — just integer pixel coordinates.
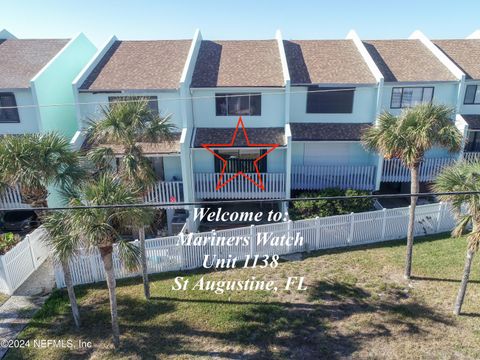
[[422, 88, 433, 103], [391, 88, 402, 108], [410, 88, 424, 106], [250, 94, 261, 115], [475, 86, 480, 104], [0, 93, 19, 122], [227, 95, 250, 115], [464, 85, 476, 104], [215, 94, 227, 115], [401, 88, 413, 107]]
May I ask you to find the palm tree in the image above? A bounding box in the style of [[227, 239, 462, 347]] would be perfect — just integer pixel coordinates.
[[86, 99, 176, 299], [68, 173, 152, 347], [86, 98, 176, 190], [43, 211, 81, 328], [0, 133, 84, 213], [362, 103, 462, 279], [433, 161, 480, 315]]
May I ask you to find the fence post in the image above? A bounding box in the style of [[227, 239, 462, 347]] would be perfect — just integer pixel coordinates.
[[315, 217, 320, 250], [381, 208, 387, 240], [0, 255, 13, 295], [348, 212, 354, 244], [287, 220, 293, 254], [250, 225, 256, 257], [179, 232, 185, 270], [436, 202, 443, 233], [26, 234, 37, 270]]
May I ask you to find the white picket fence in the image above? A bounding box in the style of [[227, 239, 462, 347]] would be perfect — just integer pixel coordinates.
[[0, 227, 50, 295], [54, 202, 456, 288], [291, 165, 377, 191]]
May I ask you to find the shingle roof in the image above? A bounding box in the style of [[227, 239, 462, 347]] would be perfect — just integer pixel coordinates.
[[82, 133, 182, 155], [193, 127, 286, 147], [80, 40, 192, 91], [363, 39, 456, 82], [462, 115, 480, 130], [433, 39, 480, 80], [283, 40, 376, 84], [0, 39, 69, 89], [290, 123, 371, 141], [191, 40, 284, 87]]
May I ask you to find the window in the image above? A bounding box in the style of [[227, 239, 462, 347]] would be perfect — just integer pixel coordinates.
[[0, 93, 20, 123], [306, 86, 355, 114], [215, 94, 261, 116], [465, 131, 480, 152], [390, 87, 434, 108], [108, 96, 159, 115], [464, 85, 480, 105]]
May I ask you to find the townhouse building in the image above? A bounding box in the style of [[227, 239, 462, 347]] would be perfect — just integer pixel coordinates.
[[0, 29, 96, 208], [432, 35, 480, 162], [3, 27, 480, 230], [0, 29, 96, 138]]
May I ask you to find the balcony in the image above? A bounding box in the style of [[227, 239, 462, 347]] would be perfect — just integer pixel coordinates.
[[0, 185, 29, 209], [464, 152, 480, 162], [144, 181, 183, 206], [381, 157, 456, 182], [291, 165, 377, 191], [194, 172, 286, 199]]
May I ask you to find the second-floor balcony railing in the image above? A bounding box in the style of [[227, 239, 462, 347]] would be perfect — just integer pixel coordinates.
[[291, 165, 377, 191], [144, 181, 183, 206], [194, 172, 286, 199], [381, 157, 457, 182], [0, 185, 29, 209], [464, 152, 480, 162]]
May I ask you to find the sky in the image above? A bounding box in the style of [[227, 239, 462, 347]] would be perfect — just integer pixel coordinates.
[[1, 0, 479, 46]]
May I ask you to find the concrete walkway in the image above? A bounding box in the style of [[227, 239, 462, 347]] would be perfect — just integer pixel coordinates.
[[0, 258, 55, 359]]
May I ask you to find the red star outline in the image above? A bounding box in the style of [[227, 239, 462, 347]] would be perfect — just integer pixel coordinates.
[[201, 117, 280, 191]]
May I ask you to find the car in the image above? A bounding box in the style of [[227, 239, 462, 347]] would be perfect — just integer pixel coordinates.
[[0, 210, 38, 232]]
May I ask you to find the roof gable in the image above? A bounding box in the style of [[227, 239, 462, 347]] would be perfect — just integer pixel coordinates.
[[433, 39, 480, 80], [191, 40, 284, 87], [0, 39, 69, 89], [363, 39, 456, 82], [284, 40, 376, 84], [80, 40, 192, 91]]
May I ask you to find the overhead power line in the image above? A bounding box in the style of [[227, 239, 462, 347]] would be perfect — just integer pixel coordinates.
[[0, 190, 476, 212], [0, 87, 359, 110]]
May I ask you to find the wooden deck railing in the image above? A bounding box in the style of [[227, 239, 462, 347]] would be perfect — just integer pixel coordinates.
[[194, 172, 286, 199], [291, 165, 377, 191]]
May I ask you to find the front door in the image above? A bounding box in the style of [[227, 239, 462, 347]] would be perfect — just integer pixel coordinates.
[[214, 149, 267, 173]]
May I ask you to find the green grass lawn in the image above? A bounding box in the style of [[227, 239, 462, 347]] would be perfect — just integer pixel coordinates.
[[5, 234, 480, 359]]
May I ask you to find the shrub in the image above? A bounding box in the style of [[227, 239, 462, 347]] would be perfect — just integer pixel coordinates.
[[290, 188, 373, 220], [0, 232, 22, 255]]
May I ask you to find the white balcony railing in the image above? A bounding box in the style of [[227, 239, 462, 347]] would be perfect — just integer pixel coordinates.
[[381, 157, 456, 182], [0, 185, 29, 209], [144, 181, 183, 205], [291, 165, 377, 191], [194, 172, 286, 199], [464, 152, 480, 163]]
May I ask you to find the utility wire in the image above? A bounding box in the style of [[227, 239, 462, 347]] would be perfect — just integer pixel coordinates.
[[0, 87, 359, 110], [0, 190, 476, 212]]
